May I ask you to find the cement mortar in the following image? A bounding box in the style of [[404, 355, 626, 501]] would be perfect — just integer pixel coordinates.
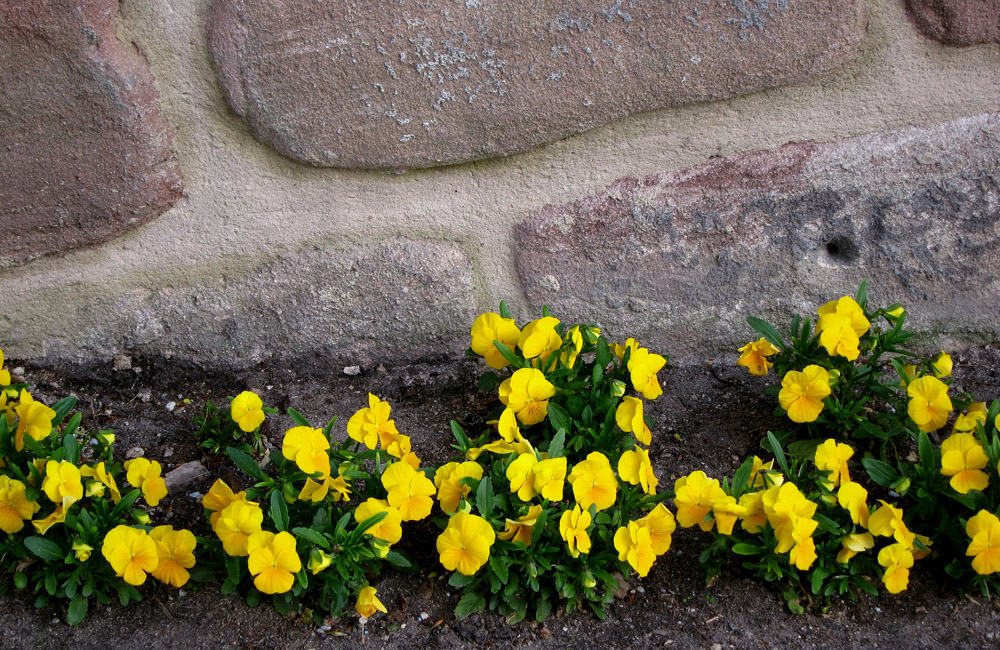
[[1, 0, 999, 367]]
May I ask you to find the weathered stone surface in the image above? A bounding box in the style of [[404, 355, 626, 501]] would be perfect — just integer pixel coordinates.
[[0, 0, 182, 266], [66, 240, 474, 368], [905, 0, 1000, 45], [516, 113, 1000, 363], [208, 0, 865, 169]]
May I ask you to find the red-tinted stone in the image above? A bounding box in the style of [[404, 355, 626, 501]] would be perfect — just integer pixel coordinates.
[[208, 0, 865, 169], [0, 0, 182, 265], [515, 113, 1000, 362], [905, 0, 1000, 45]]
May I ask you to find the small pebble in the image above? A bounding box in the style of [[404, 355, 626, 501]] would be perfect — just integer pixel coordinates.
[[419, 612, 429, 621], [189, 491, 203, 500], [165, 401, 176, 412], [343, 366, 361, 376], [125, 446, 145, 460], [113, 355, 132, 371], [138, 390, 152, 403], [163, 447, 174, 458]]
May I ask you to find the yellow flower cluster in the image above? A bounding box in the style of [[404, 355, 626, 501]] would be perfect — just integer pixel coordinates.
[[347, 393, 415, 460], [0, 366, 192, 596], [101, 524, 196, 587]]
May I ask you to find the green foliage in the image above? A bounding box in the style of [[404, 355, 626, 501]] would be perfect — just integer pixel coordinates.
[[446, 308, 674, 620], [743, 280, 962, 461], [194, 396, 275, 458]]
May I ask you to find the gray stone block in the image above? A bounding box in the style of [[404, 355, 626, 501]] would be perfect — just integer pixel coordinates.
[[208, 0, 865, 169], [59, 240, 475, 369], [0, 0, 183, 267], [515, 113, 1000, 362]]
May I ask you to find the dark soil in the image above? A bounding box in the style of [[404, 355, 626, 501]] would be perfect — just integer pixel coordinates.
[[4, 347, 1000, 650]]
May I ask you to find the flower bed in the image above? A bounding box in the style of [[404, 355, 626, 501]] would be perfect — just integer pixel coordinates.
[[2, 284, 1000, 632]]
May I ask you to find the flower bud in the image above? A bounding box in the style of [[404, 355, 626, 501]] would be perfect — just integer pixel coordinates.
[[282, 482, 298, 504], [610, 380, 627, 399], [133, 511, 151, 525], [372, 539, 391, 558], [457, 499, 473, 515], [71, 540, 93, 562], [308, 548, 332, 574], [885, 306, 905, 322], [582, 569, 597, 589], [890, 477, 910, 496]]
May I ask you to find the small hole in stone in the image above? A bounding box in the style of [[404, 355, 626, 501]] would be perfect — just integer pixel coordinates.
[[824, 236, 858, 263]]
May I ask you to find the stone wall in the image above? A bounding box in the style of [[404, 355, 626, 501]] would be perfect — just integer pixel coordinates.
[[1, 0, 998, 369]]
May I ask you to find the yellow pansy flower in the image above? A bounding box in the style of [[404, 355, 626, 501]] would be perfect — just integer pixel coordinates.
[[568, 452, 618, 512], [615, 396, 651, 446], [906, 375, 952, 433], [940, 432, 989, 494], [470, 312, 521, 370], [355, 586, 388, 618], [778, 365, 831, 423], [558, 504, 592, 558], [437, 512, 496, 575], [102, 525, 159, 586], [230, 391, 265, 432], [247, 531, 301, 594], [737, 338, 780, 376]]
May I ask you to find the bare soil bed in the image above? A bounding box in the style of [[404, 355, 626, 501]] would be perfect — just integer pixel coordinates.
[[3, 347, 1000, 650]]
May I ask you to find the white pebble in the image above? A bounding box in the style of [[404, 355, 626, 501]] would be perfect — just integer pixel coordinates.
[[343, 366, 361, 376], [165, 401, 176, 412]]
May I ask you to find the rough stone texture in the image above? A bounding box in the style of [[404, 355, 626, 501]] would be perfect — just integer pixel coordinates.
[[208, 0, 865, 169], [0, 0, 182, 266], [905, 0, 1000, 45], [59, 240, 475, 368], [515, 113, 1000, 363]]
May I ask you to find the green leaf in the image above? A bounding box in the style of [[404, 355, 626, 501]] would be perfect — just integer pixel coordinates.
[[386, 551, 412, 569], [535, 597, 552, 622], [493, 341, 525, 369], [448, 572, 476, 588], [766, 432, 791, 477], [547, 428, 566, 461], [13, 572, 27, 590], [856, 279, 868, 311], [731, 543, 762, 556], [62, 431, 81, 466], [477, 372, 500, 392], [353, 511, 387, 542], [477, 476, 495, 519], [291, 527, 330, 549], [270, 490, 289, 532], [591, 364, 603, 388], [949, 492, 977, 510], [62, 412, 83, 440], [918, 431, 936, 470], [862, 458, 899, 488], [450, 421, 472, 449], [499, 301, 513, 320], [746, 317, 785, 350], [286, 408, 311, 428], [454, 592, 486, 619], [490, 556, 509, 585], [109, 489, 141, 521], [66, 595, 88, 626], [730, 457, 754, 497], [50, 396, 77, 427], [227, 448, 268, 481], [596, 337, 612, 369], [24, 536, 64, 562], [786, 439, 822, 462], [547, 403, 571, 437]]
